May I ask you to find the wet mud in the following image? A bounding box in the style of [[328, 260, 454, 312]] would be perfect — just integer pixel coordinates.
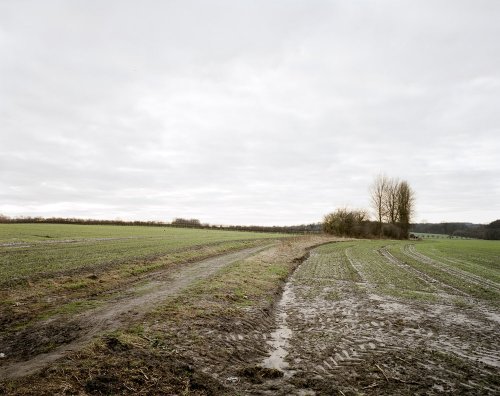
[[194, 243, 500, 395]]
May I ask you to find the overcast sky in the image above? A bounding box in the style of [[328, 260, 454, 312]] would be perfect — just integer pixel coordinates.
[[1, 1, 499, 225]]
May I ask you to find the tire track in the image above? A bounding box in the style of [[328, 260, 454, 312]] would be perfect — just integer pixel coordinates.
[[249, 241, 500, 394], [0, 244, 273, 380], [378, 247, 469, 297], [404, 245, 500, 293]]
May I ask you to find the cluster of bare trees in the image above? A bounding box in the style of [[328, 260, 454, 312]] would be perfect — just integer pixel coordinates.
[[370, 175, 415, 239], [322, 175, 415, 239]]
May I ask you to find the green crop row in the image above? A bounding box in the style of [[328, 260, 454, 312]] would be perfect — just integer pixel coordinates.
[[304, 238, 499, 304], [295, 242, 361, 282], [413, 239, 500, 282], [0, 224, 285, 284]]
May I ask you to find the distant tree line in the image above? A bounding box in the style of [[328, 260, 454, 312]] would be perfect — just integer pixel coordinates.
[[156, 217, 322, 233], [171, 218, 202, 227], [0, 214, 322, 234], [207, 223, 322, 234], [0, 215, 170, 227], [483, 220, 500, 240], [322, 175, 415, 239], [411, 220, 500, 240]]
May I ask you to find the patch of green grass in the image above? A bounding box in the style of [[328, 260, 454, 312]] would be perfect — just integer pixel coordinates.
[[121, 262, 165, 277], [414, 239, 500, 282], [0, 224, 286, 284], [0, 223, 285, 244], [380, 286, 439, 302], [0, 227, 288, 336], [346, 241, 433, 292], [323, 289, 341, 300], [267, 265, 289, 277], [127, 324, 145, 336], [35, 299, 104, 321], [305, 239, 499, 305], [150, 239, 317, 321], [190, 256, 290, 307], [54, 300, 103, 315], [295, 242, 362, 282], [387, 242, 500, 302], [451, 297, 473, 309], [61, 279, 92, 290], [299, 240, 437, 301]]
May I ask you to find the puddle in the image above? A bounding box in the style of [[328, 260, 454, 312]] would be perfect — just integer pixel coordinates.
[[368, 293, 385, 302], [484, 311, 500, 325], [262, 280, 295, 376]]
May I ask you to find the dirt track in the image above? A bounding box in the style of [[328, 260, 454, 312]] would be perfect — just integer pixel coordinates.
[[0, 244, 272, 380]]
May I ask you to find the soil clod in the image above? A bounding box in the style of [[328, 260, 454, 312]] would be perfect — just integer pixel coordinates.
[[238, 365, 284, 383]]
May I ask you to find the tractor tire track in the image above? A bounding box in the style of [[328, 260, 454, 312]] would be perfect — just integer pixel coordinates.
[[404, 245, 500, 293], [378, 247, 469, 297], [246, 242, 500, 395]]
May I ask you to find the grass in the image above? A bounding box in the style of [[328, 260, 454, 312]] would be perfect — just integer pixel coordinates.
[[2, 234, 498, 395], [346, 240, 433, 292], [387, 241, 500, 302], [0, 223, 288, 331], [305, 239, 500, 304], [0, 224, 284, 284], [295, 242, 362, 282], [39, 300, 104, 320], [413, 239, 500, 282], [413, 232, 474, 239], [379, 287, 439, 302], [0, 223, 276, 242], [150, 237, 330, 322]]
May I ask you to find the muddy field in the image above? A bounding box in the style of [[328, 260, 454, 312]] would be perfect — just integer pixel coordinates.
[[158, 239, 499, 395], [247, 241, 500, 394], [1, 237, 499, 395]]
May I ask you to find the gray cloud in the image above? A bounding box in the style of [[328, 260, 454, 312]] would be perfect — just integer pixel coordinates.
[[1, 1, 499, 225]]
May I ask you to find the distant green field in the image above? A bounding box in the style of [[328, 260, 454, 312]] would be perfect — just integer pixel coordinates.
[[412, 232, 473, 239], [412, 238, 500, 283], [0, 224, 285, 284]]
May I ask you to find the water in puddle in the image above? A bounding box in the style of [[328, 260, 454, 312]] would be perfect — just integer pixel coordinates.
[[262, 280, 295, 376]]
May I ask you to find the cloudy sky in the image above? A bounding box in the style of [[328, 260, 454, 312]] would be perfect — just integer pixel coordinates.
[[1, 1, 499, 225]]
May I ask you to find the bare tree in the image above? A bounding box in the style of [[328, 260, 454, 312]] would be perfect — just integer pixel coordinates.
[[370, 175, 389, 237], [395, 180, 414, 238], [369, 175, 415, 239], [383, 177, 399, 224]]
